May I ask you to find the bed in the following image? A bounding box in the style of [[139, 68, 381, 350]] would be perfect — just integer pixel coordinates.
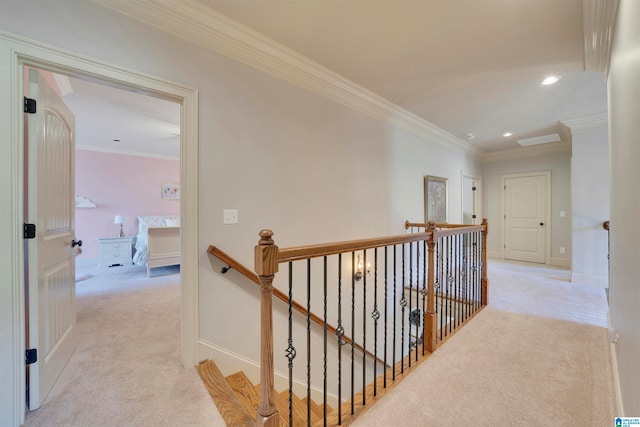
[[133, 215, 181, 277]]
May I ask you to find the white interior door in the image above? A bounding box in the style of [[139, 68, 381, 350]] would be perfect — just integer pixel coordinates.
[[504, 174, 547, 263], [26, 69, 77, 410]]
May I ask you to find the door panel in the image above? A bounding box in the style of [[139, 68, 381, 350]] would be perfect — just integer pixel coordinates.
[[505, 175, 546, 263], [27, 69, 77, 410]]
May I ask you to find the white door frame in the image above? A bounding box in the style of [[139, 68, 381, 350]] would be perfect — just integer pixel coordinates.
[[0, 30, 199, 425], [499, 171, 551, 264], [461, 172, 482, 224]]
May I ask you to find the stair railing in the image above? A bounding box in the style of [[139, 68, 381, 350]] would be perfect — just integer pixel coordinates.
[[207, 246, 383, 366], [254, 220, 488, 426]]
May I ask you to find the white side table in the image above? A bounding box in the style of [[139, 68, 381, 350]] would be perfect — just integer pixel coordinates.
[[98, 236, 133, 267]]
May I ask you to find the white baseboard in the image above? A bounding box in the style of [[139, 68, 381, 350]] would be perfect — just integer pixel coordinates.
[[608, 313, 625, 416], [198, 339, 339, 406], [570, 271, 608, 287], [487, 250, 503, 260], [550, 257, 571, 268]]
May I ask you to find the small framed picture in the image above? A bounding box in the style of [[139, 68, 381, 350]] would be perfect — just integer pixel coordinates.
[[424, 175, 448, 223], [162, 182, 180, 200]]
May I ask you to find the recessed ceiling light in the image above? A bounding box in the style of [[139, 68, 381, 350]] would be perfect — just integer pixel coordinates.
[[542, 76, 561, 85], [464, 133, 476, 140], [503, 132, 513, 137]]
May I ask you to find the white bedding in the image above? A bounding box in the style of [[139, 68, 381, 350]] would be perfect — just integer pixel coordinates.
[[133, 215, 180, 266]]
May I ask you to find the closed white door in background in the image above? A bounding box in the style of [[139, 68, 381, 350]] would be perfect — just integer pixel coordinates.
[[504, 174, 547, 263]]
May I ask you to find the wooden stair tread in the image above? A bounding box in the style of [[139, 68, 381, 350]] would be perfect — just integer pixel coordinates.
[[226, 371, 260, 421], [196, 360, 254, 427]]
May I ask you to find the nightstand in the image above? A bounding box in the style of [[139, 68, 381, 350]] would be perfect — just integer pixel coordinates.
[[98, 236, 134, 267]]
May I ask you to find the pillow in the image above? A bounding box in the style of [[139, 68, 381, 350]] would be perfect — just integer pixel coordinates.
[[164, 218, 180, 227]]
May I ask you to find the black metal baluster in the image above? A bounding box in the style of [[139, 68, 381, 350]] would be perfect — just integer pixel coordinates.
[[362, 250, 367, 406], [455, 234, 460, 330], [306, 259, 311, 426], [287, 262, 296, 427], [337, 254, 343, 426], [323, 256, 328, 425], [372, 248, 379, 397], [408, 241, 413, 367], [438, 237, 444, 342], [384, 246, 388, 388], [400, 244, 407, 374], [392, 245, 397, 380], [448, 235, 453, 335], [422, 239, 427, 356], [351, 252, 355, 415]]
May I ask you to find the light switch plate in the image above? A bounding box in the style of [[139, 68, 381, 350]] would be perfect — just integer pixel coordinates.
[[223, 209, 238, 224]]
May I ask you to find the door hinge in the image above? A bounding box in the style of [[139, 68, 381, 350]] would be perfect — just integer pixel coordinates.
[[25, 348, 37, 365], [24, 97, 36, 114], [472, 186, 476, 191], [472, 214, 477, 219], [24, 223, 36, 239]]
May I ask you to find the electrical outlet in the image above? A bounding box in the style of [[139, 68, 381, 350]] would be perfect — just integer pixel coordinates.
[[223, 209, 238, 224], [560, 247, 565, 254]]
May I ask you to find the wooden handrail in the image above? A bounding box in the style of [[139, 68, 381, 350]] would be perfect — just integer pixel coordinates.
[[603, 220, 610, 230], [278, 232, 432, 263], [207, 245, 381, 366], [405, 220, 479, 229]]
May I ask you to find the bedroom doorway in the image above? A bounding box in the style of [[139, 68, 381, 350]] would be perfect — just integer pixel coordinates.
[[20, 58, 197, 422], [24, 67, 181, 411]]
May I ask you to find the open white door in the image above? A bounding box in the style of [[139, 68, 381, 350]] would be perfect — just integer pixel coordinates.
[[26, 69, 77, 410], [504, 173, 547, 263]]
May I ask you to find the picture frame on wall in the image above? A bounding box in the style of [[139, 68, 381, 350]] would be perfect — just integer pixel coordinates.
[[162, 182, 180, 200], [424, 175, 448, 223]]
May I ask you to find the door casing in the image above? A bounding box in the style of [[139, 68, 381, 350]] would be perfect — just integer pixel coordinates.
[[0, 30, 199, 426]]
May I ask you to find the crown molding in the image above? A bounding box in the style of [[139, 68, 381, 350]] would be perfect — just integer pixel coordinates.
[[561, 112, 608, 135], [583, 0, 619, 76], [76, 144, 179, 161], [93, 0, 476, 154], [480, 140, 572, 163]]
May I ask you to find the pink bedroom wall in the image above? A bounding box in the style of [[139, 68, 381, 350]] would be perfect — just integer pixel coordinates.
[[75, 149, 180, 258]]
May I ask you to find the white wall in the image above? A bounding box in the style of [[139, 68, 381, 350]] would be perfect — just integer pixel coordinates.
[[569, 127, 609, 286], [608, 0, 640, 415], [481, 150, 572, 266], [0, 2, 480, 424]]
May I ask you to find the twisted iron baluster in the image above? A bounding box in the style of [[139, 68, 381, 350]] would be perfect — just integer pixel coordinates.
[[392, 245, 397, 381], [362, 250, 367, 406], [421, 239, 427, 356], [286, 262, 296, 427], [400, 244, 407, 374], [371, 248, 380, 396]]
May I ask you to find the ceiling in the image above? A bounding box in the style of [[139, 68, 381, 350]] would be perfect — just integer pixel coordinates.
[[75, 0, 608, 157]]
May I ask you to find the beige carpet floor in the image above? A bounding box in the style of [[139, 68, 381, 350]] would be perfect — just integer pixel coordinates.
[[24, 259, 225, 427], [353, 260, 616, 426]]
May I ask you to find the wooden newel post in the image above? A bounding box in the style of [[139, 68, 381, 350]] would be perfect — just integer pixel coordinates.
[[425, 221, 438, 352], [254, 230, 280, 427], [481, 218, 489, 306]]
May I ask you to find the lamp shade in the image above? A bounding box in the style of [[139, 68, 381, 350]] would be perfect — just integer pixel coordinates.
[[114, 215, 124, 225]]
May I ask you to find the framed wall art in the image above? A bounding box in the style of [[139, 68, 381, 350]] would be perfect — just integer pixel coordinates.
[[424, 175, 448, 223], [162, 182, 180, 200]]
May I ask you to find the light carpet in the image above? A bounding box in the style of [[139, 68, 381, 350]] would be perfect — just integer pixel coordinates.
[[24, 260, 225, 427], [353, 260, 616, 426]]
